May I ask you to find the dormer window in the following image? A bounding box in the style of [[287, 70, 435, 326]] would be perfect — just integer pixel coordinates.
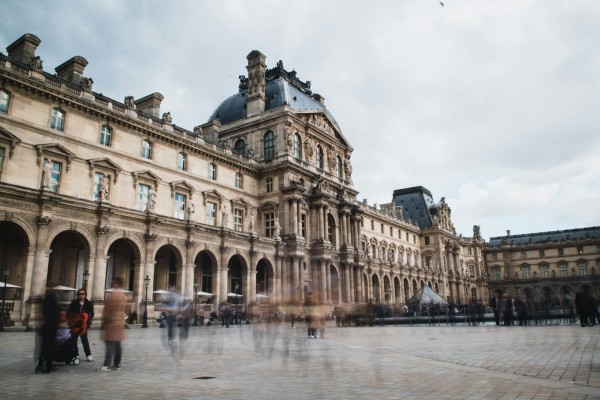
[[234, 139, 246, 155]]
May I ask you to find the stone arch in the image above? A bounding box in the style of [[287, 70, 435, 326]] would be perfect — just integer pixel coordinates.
[[403, 277, 410, 303], [227, 254, 249, 301], [153, 243, 185, 292], [46, 225, 93, 255], [105, 238, 142, 293], [394, 276, 401, 304], [371, 273, 381, 303], [47, 230, 93, 294], [383, 275, 392, 303], [256, 257, 274, 297]]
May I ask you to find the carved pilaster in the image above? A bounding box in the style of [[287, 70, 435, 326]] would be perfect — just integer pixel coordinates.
[[144, 233, 157, 242], [185, 240, 196, 248], [36, 216, 52, 226], [96, 226, 110, 235]]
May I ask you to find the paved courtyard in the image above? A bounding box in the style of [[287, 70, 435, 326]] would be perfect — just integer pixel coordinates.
[[0, 322, 599, 400]]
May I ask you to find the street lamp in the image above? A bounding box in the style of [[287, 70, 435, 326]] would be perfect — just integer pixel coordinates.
[[142, 275, 150, 328], [82, 270, 90, 291], [1, 265, 10, 331], [192, 278, 199, 326]]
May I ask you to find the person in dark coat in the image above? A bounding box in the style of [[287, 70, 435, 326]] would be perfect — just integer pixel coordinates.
[[67, 288, 95, 361], [574, 291, 587, 327], [36, 284, 61, 373], [491, 292, 501, 325]]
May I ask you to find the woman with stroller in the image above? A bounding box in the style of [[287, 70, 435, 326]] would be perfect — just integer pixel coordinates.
[[67, 289, 94, 361]]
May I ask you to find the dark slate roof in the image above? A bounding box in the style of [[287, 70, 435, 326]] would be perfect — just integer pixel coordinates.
[[207, 77, 341, 132], [391, 186, 436, 228], [488, 226, 600, 247]]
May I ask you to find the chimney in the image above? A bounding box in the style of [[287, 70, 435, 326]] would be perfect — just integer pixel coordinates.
[[55, 56, 88, 85], [246, 50, 266, 117], [135, 92, 164, 118], [506, 230, 511, 236], [6, 33, 41, 65]]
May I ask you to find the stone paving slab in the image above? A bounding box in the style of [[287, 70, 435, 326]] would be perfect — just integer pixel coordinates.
[[0, 323, 598, 400]]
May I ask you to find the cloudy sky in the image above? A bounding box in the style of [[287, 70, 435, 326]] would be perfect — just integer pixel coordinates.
[[2, 0, 599, 240]]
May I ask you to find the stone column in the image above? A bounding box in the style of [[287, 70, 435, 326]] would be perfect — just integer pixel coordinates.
[[143, 234, 158, 317], [30, 217, 52, 300], [275, 253, 283, 303], [219, 245, 230, 304], [290, 255, 300, 303], [318, 205, 324, 240], [249, 250, 257, 306], [343, 263, 351, 303], [291, 199, 298, 236], [91, 227, 110, 303], [185, 240, 195, 299], [319, 258, 328, 304]]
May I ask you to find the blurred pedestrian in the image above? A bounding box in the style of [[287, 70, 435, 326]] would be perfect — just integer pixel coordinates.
[[98, 277, 126, 371], [36, 283, 61, 374], [197, 306, 205, 327], [67, 288, 94, 361]]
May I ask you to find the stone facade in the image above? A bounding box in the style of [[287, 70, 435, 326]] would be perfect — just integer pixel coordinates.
[[485, 228, 600, 305], [0, 33, 487, 327]]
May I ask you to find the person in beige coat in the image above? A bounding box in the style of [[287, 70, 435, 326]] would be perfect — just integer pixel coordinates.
[[98, 277, 126, 371]]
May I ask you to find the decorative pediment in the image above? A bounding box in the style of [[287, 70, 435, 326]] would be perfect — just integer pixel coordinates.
[[170, 180, 196, 198], [132, 170, 162, 190], [88, 158, 123, 182], [200, 189, 224, 205], [258, 201, 278, 212], [230, 197, 250, 215], [0, 126, 21, 158], [35, 143, 75, 172]]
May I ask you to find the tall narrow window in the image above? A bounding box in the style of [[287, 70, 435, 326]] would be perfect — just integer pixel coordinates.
[[208, 163, 217, 180], [335, 156, 342, 178], [100, 125, 112, 146], [316, 145, 323, 169], [234, 209, 243, 232], [0, 90, 9, 113], [493, 267, 500, 280], [264, 212, 275, 237], [141, 140, 152, 159], [559, 263, 567, 277], [540, 265, 549, 278], [300, 214, 306, 238], [521, 265, 530, 279], [235, 172, 243, 189], [293, 133, 302, 159], [137, 183, 150, 211], [206, 202, 216, 226], [265, 177, 273, 193], [579, 262, 587, 276], [50, 108, 64, 131], [264, 131, 275, 161], [0, 147, 4, 173], [174, 193, 186, 219], [177, 152, 186, 171], [234, 139, 245, 155]]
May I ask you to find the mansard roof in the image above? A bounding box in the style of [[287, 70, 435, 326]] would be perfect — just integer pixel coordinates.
[[488, 226, 600, 247], [391, 186, 436, 228]]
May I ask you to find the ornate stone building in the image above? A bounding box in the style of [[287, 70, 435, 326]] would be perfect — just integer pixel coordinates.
[[484, 227, 600, 305], [0, 33, 487, 327]]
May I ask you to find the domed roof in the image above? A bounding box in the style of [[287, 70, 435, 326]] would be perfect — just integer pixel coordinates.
[[208, 62, 341, 133]]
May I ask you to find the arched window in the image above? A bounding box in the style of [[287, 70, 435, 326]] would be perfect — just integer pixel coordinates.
[[293, 133, 302, 159], [327, 214, 336, 247], [264, 131, 275, 161], [335, 155, 342, 178], [316, 145, 324, 169], [234, 139, 246, 155]]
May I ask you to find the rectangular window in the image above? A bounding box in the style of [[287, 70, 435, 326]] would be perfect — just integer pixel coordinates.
[[559, 263, 567, 277], [0, 90, 8, 113], [264, 212, 275, 237], [206, 202, 216, 226], [266, 177, 273, 193], [493, 267, 500, 281], [539, 249, 545, 257], [579, 262, 587, 276], [469, 265, 475, 278], [425, 256, 432, 268], [467, 247, 472, 255], [540, 265, 549, 278], [235, 173, 243, 189], [558, 248, 564, 256], [141, 140, 152, 159], [380, 224, 384, 233], [208, 163, 216, 180], [413, 235, 416, 244], [522, 266, 530, 279], [100, 125, 112, 146], [47, 161, 61, 193], [0, 147, 4, 172], [389, 227, 393, 236], [174, 193, 186, 220], [406, 232, 409, 241], [492, 253, 498, 261], [425, 236, 430, 246], [577, 246, 584, 255], [50, 109, 64, 131], [233, 209, 243, 232], [520, 251, 527, 259], [137, 183, 150, 211], [177, 153, 186, 171], [370, 220, 374, 230]]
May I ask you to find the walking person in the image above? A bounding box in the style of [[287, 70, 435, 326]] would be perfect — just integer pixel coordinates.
[[67, 288, 94, 361], [98, 277, 126, 371]]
